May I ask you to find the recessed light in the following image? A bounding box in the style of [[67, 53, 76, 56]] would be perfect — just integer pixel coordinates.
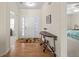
[[24, 2, 36, 7]]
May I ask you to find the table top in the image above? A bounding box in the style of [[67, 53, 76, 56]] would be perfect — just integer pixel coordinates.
[[40, 31, 57, 38]]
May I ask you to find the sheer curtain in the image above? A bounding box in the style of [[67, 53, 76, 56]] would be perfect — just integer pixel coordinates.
[[21, 16, 40, 38]]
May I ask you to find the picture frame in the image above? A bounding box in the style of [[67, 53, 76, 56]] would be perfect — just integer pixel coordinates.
[[46, 14, 51, 24]]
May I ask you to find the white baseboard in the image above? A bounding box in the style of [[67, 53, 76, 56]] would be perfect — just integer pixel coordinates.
[[0, 49, 10, 57]]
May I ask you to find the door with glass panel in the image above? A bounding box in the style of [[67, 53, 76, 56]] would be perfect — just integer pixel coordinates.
[[10, 11, 16, 48]]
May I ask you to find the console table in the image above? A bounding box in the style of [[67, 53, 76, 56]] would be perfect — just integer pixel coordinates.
[[40, 31, 57, 57]]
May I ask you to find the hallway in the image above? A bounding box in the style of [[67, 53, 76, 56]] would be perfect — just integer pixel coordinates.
[[0, 2, 67, 57], [4, 39, 53, 57]]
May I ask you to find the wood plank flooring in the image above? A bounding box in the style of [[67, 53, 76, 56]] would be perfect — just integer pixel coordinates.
[[4, 39, 53, 57]]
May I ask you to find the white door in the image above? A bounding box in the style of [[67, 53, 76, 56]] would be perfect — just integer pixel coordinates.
[[10, 11, 16, 48]]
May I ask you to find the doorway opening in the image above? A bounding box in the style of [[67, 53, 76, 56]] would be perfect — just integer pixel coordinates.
[[10, 11, 16, 49]]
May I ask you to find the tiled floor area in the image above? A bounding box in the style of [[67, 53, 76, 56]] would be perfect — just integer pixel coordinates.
[[4, 39, 53, 57]]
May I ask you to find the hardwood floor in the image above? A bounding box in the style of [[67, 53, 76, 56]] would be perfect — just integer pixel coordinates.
[[4, 39, 53, 57]]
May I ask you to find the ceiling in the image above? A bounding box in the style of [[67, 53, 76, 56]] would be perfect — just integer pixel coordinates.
[[17, 2, 79, 14], [17, 2, 44, 9], [67, 2, 79, 14]]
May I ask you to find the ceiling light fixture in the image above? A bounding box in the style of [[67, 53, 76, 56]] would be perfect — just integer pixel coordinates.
[[24, 2, 36, 7], [74, 9, 79, 12]]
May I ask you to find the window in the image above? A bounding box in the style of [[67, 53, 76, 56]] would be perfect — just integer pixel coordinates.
[[10, 18, 14, 30], [22, 17, 25, 36]]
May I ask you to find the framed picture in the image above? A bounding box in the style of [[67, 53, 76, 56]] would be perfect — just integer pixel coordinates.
[[46, 14, 51, 24]]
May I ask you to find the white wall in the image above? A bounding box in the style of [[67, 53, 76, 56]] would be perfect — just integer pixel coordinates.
[[68, 12, 79, 29], [41, 2, 67, 57], [0, 2, 19, 56], [67, 14, 73, 29], [18, 9, 41, 38], [0, 3, 10, 56]]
